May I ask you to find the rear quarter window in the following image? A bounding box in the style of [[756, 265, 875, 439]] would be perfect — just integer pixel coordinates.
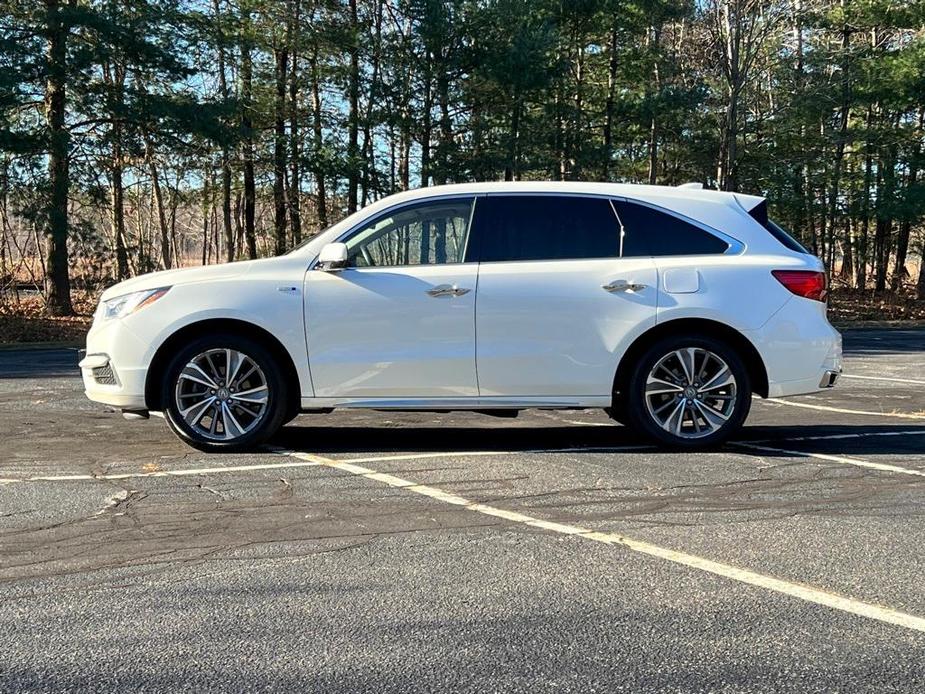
[[613, 200, 730, 257]]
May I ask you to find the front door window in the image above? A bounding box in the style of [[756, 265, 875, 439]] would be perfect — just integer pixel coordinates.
[[345, 198, 474, 267]]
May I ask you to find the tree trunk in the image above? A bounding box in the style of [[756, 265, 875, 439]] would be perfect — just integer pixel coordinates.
[[790, 0, 808, 249], [646, 25, 661, 183], [144, 134, 171, 270], [202, 172, 211, 265], [842, 212, 854, 281], [893, 219, 912, 291], [213, 0, 234, 261], [856, 104, 874, 290], [111, 136, 128, 280], [43, 0, 73, 315], [288, 0, 302, 245], [505, 98, 521, 182], [892, 109, 923, 290], [435, 47, 451, 186], [346, 0, 360, 213], [554, 83, 565, 180], [360, 0, 383, 202], [273, 46, 289, 255], [828, 3, 851, 279], [309, 44, 327, 229], [240, 7, 257, 259], [918, 237, 925, 299], [717, 93, 738, 191], [716, 0, 745, 192], [647, 117, 659, 185], [602, 24, 617, 180], [399, 107, 411, 190], [874, 127, 897, 291], [420, 57, 432, 187], [396, 14, 413, 190], [105, 59, 129, 280], [571, 43, 585, 179]]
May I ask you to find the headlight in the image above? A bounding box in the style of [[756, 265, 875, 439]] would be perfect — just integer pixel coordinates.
[[97, 287, 171, 321]]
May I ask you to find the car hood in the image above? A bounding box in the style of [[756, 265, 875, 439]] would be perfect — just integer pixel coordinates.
[[99, 258, 275, 301]]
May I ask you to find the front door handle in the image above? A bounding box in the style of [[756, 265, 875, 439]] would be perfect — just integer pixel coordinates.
[[426, 284, 471, 298], [602, 281, 646, 293]]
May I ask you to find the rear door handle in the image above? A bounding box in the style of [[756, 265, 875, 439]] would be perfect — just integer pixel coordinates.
[[426, 284, 471, 298], [602, 281, 646, 293]]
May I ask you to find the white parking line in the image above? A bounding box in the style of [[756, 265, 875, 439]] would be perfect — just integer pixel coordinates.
[[764, 398, 925, 420], [732, 441, 925, 478], [1, 445, 652, 484], [752, 429, 925, 443], [15, 458, 329, 483], [841, 374, 925, 386], [272, 447, 925, 634]]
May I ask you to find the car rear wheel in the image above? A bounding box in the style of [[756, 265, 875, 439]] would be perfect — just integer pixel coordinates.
[[162, 333, 288, 452], [622, 335, 751, 449]]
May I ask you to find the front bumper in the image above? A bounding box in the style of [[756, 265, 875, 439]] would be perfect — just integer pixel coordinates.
[[81, 318, 150, 410]]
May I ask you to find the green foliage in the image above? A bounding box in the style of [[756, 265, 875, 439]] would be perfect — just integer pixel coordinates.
[[1, 0, 924, 296]]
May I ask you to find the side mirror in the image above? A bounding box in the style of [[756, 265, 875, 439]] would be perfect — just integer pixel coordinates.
[[317, 242, 349, 271]]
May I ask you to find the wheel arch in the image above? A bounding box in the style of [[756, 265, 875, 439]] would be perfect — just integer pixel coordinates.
[[611, 318, 769, 404], [144, 318, 302, 414]]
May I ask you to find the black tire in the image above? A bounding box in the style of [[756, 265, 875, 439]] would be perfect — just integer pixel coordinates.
[[604, 402, 628, 426], [282, 404, 301, 427], [624, 334, 751, 450], [161, 333, 289, 452]]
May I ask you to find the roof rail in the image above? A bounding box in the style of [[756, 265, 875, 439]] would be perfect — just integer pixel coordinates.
[[677, 182, 704, 190]]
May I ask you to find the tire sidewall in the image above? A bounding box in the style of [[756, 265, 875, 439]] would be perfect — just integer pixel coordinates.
[[626, 334, 751, 449], [162, 333, 288, 452]]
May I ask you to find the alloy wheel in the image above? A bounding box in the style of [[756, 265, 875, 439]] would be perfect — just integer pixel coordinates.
[[174, 348, 269, 441], [644, 347, 737, 439]]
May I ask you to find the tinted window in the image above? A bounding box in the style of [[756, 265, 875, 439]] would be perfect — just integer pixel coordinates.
[[614, 200, 729, 257], [472, 195, 620, 262], [345, 198, 473, 267], [748, 200, 809, 254]]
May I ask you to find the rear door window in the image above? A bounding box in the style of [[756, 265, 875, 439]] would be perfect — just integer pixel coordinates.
[[471, 195, 620, 262], [613, 200, 730, 257]]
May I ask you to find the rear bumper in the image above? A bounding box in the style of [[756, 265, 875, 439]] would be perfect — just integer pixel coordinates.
[[766, 361, 842, 398], [745, 297, 842, 398]]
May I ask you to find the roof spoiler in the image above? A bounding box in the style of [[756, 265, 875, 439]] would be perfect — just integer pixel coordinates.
[[733, 192, 765, 213], [675, 184, 766, 212]]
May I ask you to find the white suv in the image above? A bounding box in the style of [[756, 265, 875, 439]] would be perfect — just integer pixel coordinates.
[[80, 182, 842, 451]]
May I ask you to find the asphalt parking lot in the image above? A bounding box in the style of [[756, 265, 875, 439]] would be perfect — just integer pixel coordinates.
[[2, 327, 925, 693]]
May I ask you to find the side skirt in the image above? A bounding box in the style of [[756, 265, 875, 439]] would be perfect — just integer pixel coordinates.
[[299, 396, 611, 411]]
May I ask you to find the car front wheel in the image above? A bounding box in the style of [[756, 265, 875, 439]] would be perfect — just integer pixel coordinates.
[[162, 333, 288, 452], [623, 335, 751, 449]]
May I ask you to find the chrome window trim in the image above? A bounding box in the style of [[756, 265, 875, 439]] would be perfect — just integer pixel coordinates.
[[308, 194, 478, 271], [610, 195, 746, 257], [308, 190, 744, 270]]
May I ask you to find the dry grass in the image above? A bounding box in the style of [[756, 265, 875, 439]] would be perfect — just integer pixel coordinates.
[[828, 289, 925, 323], [0, 292, 94, 345]]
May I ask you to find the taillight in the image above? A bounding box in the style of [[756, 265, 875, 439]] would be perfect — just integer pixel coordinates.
[[771, 270, 827, 302]]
